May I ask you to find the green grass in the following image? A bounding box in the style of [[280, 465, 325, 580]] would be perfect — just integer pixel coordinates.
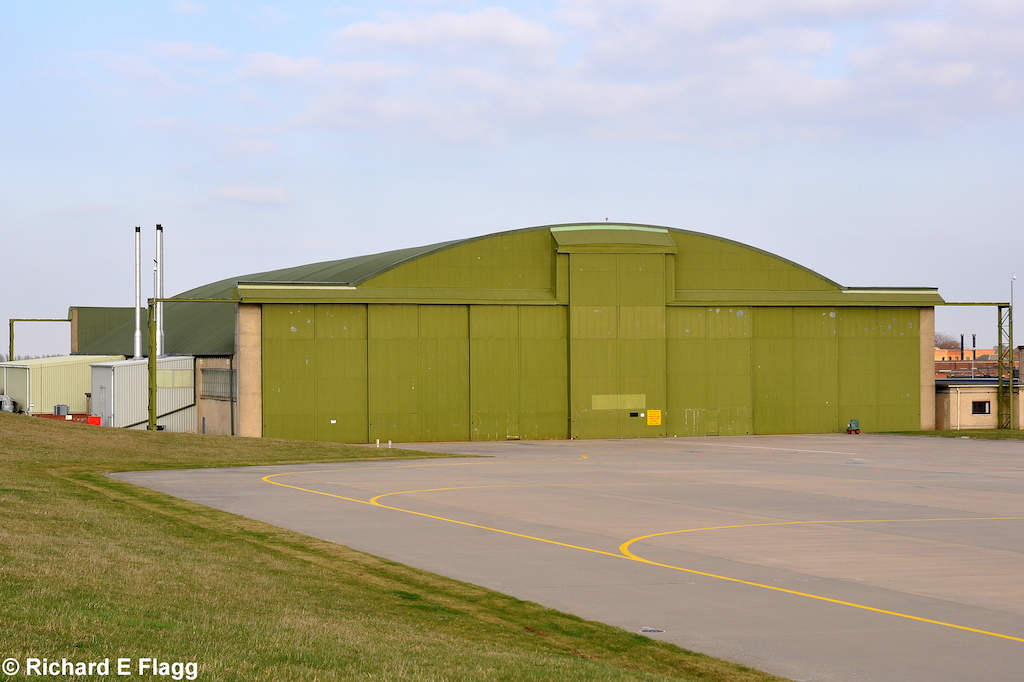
[[886, 429, 1024, 440], [0, 412, 786, 681]]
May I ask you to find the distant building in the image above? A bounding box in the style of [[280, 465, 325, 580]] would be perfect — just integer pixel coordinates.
[[934, 347, 1020, 380], [935, 380, 1023, 430]]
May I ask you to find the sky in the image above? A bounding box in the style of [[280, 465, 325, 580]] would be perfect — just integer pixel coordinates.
[[2, 0, 1022, 357]]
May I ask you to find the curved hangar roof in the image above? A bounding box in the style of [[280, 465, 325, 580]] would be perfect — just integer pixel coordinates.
[[72, 223, 942, 356]]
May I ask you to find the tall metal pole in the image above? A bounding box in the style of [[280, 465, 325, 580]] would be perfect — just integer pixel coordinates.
[[155, 224, 165, 357], [8, 319, 13, 363], [133, 227, 142, 359]]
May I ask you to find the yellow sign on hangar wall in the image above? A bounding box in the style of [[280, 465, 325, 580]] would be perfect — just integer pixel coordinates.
[[647, 410, 662, 426]]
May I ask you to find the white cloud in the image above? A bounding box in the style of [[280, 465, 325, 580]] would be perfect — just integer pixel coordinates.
[[173, 1, 207, 18], [559, 0, 929, 35], [147, 41, 226, 60], [101, 54, 196, 95], [240, 53, 323, 82], [226, 139, 278, 155], [252, 5, 291, 29], [334, 8, 561, 66], [105, 1, 1024, 144], [212, 184, 291, 203], [136, 116, 192, 131]]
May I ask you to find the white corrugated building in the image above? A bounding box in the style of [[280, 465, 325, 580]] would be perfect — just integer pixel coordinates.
[[0, 355, 124, 415], [90, 356, 197, 431]]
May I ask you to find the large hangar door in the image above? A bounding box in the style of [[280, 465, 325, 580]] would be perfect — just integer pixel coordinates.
[[569, 253, 667, 439], [752, 307, 839, 434], [262, 304, 368, 443], [367, 304, 470, 443], [469, 306, 569, 441]]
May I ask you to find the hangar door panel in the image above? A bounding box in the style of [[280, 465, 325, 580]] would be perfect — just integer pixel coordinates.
[[262, 304, 368, 442], [519, 306, 568, 439], [418, 305, 470, 442], [666, 307, 752, 437], [837, 307, 919, 432], [314, 305, 367, 443], [368, 305, 419, 442], [569, 253, 666, 439], [262, 305, 317, 440], [470, 306, 519, 440], [368, 305, 470, 443], [753, 308, 838, 434], [470, 305, 568, 441], [873, 308, 920, 431]]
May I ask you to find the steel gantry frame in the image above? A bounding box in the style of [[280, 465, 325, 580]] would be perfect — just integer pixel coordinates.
[[7, 317, 72, 362], [941, 301, 1015, 430], [145, 297, 235, 431], [997, 304, 1014, 430]]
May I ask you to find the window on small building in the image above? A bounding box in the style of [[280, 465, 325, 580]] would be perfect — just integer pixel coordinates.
[[201, 368, 235, 399], [971, 401, 991, 415]]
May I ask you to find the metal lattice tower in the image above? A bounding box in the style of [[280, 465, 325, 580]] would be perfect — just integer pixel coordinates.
[[996, 304, 1013, 429]]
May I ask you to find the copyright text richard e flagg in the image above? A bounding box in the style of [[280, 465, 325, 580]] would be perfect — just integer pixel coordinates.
[[2, 657, 198, 680]]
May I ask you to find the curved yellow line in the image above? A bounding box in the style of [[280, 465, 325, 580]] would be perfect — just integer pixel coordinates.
[[263, 475, 627, 559], [263, 471, 1024, 643], [620, 516, 1024, 549], [618, 517, 1024, 643]]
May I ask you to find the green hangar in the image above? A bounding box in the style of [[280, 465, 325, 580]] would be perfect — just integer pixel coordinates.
[[72, 223, 942, 442]]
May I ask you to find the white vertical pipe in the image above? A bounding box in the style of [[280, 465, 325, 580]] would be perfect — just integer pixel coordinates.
[[133, 226, 142, 359], [155, 224, 165, 357]]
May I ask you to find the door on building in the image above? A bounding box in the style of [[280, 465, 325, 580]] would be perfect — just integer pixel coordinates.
[[568, 251, 668, 439]]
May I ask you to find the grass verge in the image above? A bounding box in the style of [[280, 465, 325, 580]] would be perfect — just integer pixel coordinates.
[[885, 429, 1024, 440], [0, 412, 787, 681]]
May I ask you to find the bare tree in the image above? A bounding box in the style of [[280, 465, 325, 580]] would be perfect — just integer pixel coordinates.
[[935, 332, 960, 349]]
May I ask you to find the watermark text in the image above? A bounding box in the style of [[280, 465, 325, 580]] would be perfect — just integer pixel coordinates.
[[2, 657, 198, 680]]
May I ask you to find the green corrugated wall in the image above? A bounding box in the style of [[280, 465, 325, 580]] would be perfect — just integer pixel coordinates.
[[263, 302, 568, 442], [262, 304, 921, 442]]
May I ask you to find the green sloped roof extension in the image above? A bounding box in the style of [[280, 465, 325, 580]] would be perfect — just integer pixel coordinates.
[[72, 307, 136, 355]]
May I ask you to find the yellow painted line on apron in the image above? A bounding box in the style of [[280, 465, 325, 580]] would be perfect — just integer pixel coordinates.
[[262, 470, 1024, 643], [262, 476, 625, 559], [619, 518, 1024, 643], [620, 516, 1024, 543]]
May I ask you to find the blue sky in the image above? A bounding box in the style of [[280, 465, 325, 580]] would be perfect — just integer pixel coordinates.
[[3, 0, 1023, 355]]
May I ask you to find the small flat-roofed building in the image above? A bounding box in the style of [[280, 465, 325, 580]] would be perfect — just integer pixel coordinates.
[[0, 355, 124, 416], [935, 379, 1023, 430]]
